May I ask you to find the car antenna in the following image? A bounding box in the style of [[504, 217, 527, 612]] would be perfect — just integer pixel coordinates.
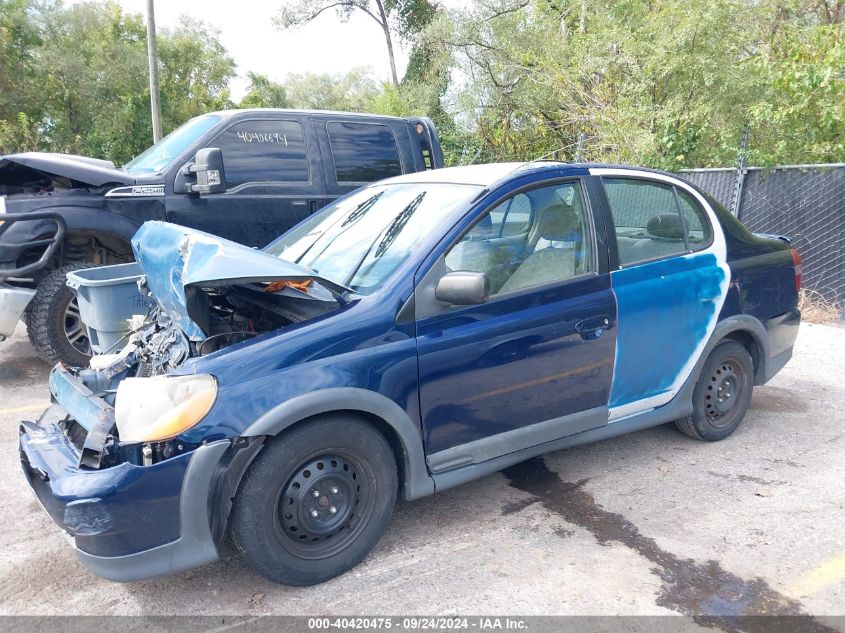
[[514, 136, 595, 173]]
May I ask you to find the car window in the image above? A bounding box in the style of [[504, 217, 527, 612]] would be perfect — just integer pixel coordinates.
[[676, 189, 713, 250], [499, 193, 532, 237], [445, 181, 594, 296], [214, 119, 309, 188], [327, 122, 402, 183], [602, 178, 687, 266]]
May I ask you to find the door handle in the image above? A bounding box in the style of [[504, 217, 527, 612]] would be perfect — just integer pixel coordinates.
[[575, 316, 611, 341]]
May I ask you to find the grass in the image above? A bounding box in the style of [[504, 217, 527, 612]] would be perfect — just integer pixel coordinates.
[[798, 288, 843, 325]]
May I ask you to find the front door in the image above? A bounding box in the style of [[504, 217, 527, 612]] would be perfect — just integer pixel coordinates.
[[166, 117, 326, 247], [415, 178, 617, 473]]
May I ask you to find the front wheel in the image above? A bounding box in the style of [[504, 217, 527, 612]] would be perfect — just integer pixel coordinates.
[[230, 415, 398, 586], [27, 263, 95, 366], [675, 340, 754, 441]]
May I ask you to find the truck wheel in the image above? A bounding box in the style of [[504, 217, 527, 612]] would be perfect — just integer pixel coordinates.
[[675, 340, 754, 441], [230, 415, 398, 586], [27, 263, 95, 366]]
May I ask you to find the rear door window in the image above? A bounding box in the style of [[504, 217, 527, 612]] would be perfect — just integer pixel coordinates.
[[214, 119, 309, 188], [602, 178, 688, 266], [327, 122, 402, 184]]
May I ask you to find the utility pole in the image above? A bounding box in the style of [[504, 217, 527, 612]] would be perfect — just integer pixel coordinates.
[[145, 0, 163, 143]]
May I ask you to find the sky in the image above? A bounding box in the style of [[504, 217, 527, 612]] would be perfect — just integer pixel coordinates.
[[68, 0, 413, 101]]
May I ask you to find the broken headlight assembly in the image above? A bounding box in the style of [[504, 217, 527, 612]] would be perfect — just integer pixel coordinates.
[[115, 374, 217, 443]]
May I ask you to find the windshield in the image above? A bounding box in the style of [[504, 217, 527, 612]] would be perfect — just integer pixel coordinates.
[[124, 115, 221, 174], [265, 182, 482, 294]]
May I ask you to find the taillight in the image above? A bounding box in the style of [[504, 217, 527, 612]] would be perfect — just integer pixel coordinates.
[[791, 248, 802, 292]]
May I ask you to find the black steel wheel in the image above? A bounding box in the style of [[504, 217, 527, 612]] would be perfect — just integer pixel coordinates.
[[275, 453, 374, 559], [676, 340, 754, 441], [231, 415, 397, 586]]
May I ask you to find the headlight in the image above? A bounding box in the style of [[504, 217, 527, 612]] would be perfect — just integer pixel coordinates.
[[115, 374, 217, 443]]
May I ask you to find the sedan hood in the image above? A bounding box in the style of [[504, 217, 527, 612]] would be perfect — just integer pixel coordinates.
[[0, 152, 134, 187], [131, 221, 348, 339]]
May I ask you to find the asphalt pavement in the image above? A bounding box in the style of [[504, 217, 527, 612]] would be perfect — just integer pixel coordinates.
[[0, 321, 842, 626]]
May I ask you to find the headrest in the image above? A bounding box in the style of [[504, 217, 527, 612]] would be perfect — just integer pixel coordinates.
[[646, 214, 685, 240], [467, 213, 493, 240], [537, 203, 578, 241]]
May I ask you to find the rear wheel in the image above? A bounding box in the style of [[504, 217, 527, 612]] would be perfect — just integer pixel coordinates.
[[231, 415, 398, 586], [27, 263, 95, 366], [675, 340, 754, 441]]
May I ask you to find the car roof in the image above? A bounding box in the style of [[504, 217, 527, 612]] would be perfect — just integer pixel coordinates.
[[377, 162, 680, 188]]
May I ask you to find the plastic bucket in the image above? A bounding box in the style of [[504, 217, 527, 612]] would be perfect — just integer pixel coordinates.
[[66, 263, 153, 354]]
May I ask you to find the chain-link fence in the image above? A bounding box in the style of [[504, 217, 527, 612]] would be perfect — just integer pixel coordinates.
[[678, 164, 845, 305]]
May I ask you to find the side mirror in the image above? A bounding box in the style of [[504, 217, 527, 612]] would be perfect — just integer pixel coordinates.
[[435, 271, 490, 306], [187, 148, 226, 194]]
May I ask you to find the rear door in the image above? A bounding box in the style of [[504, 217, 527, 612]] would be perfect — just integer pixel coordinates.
[[591, 169, 730, 420], [414, 175, 617, 473], [166, 115, 326, 247]]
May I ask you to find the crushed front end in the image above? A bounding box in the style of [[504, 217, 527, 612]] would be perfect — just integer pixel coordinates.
[[18, 221, 344, 580], [19, 390, 230, 581]]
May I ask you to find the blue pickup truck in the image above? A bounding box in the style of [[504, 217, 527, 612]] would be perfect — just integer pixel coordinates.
[[19, 162, 801, 586]]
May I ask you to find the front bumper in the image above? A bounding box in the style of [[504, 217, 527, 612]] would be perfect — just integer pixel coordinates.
[[19, 404, 229, 581], [0, 284, 35, 339]]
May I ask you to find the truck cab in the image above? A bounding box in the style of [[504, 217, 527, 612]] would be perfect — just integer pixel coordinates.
[[0, 109, 443, 365]]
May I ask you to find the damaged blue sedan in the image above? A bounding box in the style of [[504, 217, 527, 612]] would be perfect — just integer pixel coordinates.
[[19, 163, 801, 585]]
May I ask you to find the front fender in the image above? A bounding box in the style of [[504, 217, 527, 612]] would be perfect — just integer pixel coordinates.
[[243, 387, 434, 501], [0, 205, 142, 267]]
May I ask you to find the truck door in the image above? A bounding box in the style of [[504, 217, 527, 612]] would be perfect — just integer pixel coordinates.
[[165, 116, 327, 247]]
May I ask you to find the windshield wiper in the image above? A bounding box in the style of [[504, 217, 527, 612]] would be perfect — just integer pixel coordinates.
[[343, 192, 426, 286], [297, 191, 385, 265]]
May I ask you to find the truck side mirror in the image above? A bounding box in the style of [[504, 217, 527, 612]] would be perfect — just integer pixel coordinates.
[[187, 148, 226, 194], [435, 271, 490, 305]]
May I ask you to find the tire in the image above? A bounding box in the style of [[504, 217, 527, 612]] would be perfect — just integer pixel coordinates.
[[27, 263, 95, 366], [675, 340, 754, 441], [230, 415, 398, 586]]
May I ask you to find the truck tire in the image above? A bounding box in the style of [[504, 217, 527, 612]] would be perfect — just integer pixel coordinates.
[[230, 415, 398, 586], [675, 340, 754, 441], [27, 263, 96, 366]]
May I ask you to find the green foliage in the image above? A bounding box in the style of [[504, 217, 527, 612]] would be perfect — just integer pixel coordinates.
[[425, 0, 844, 167], [0, 0, 234, 164], [239, 72, 289, 109], [0, 0, 841, 170], [279, 68, 382, 111], [750, 22, 845, 164]]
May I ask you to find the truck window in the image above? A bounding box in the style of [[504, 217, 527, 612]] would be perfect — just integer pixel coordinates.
[[215, 119, 309, 188], [327, 122, 402, 184]]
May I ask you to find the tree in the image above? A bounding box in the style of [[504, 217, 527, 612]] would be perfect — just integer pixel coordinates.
[[156, 16, 236, 133], [0, 1, 236, 164], [239, 72, 289, 108], [274, 0, 436, 87], [281, 67, 381, 111], [425, 0, 844, 168], [275, 0, 400, 86]]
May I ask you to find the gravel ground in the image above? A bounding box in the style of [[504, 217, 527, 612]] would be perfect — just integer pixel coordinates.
[[0, 321, 843, 624]]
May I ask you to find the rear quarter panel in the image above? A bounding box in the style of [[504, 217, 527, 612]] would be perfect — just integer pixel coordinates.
[[713, 204, 799, 323]]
